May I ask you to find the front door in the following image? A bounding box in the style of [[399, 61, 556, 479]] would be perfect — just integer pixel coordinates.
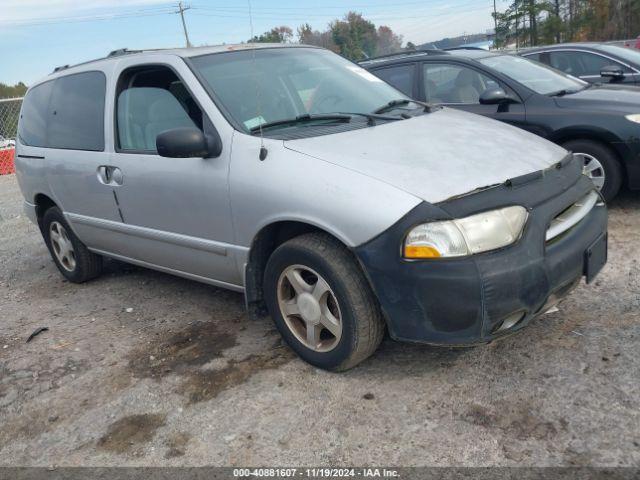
[[106, 59, 240, 288]]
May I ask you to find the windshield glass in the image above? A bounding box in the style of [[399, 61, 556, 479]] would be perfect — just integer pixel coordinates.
[[479, 54, 587, 95], [598, 44, 640, 65], [190, 47, 408, 133]]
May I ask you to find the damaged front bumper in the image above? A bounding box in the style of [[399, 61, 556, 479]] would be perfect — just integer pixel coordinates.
[[355, 155, 608, 345]]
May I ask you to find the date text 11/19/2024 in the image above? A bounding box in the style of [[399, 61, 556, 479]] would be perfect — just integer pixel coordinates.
[[232, 468, 400, 478]]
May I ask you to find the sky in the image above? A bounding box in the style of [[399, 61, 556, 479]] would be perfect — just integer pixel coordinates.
[[0, 0, 499, 86]]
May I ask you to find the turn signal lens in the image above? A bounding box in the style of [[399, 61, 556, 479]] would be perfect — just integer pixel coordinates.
[[404, 221, 469, 259], [404, 245, 442, 259]]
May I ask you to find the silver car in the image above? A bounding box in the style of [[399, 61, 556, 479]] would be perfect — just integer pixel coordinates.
[[15, 44, 608, 370]]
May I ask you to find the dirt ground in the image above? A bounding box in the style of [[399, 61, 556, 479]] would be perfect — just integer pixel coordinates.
[[0, 173, 639, 467]]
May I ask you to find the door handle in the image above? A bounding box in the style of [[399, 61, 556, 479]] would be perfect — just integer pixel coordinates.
[[97, 166, 124, 186]]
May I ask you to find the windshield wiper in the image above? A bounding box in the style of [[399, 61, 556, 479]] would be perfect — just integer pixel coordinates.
[[547, 88, 581, 97], [249, 113, 351, 133], [336, 111, 403, 126], [373, 98, 439, 114]]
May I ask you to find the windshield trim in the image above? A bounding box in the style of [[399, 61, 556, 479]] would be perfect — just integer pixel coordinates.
[[478, 54, 587, 95]]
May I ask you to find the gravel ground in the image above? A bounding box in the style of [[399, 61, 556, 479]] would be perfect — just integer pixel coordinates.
[[0, 173, 639, 467]]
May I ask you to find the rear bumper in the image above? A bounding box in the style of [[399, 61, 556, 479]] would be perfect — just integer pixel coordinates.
[[355, 156, 608, 345]]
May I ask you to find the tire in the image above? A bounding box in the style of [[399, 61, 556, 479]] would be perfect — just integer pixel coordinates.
[[42, 207, 103, 283], [264, 232, 385, 371], [562, 139, 623, 202]]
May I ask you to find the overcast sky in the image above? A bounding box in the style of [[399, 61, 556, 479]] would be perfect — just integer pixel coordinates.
[[0, 0, 498, 85]]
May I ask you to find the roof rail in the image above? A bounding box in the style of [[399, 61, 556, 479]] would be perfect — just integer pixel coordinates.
[[443, 46, 487, 51], [52, 65, 70, 74], [107, 48, 142, 58], [360, 48, 448, 63]]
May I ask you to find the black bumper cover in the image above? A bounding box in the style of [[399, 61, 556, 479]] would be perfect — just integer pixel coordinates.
[[355, 156, 608, 345]]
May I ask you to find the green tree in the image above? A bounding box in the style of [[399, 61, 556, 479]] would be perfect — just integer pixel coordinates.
[[248, 26, 293, 43], [0, 82, 27, 99], [330, 12, 378, 60]]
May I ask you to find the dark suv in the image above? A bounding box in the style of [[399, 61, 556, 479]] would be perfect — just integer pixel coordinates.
[[519, 43, 640, 86], [361, 49, 640, 201]]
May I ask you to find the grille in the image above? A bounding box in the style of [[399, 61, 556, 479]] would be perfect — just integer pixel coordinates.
[[546, 190, 599, 242]]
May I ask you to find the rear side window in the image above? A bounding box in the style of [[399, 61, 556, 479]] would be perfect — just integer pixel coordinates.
[[373, 64, 415, 97], [18, 71, 106, 151], [48, 72, 106, 151], [18, 81, 54, 148]]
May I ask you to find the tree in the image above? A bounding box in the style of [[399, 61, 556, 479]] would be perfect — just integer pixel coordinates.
[[248, 26, 293, 43], [376, 25, 403, 55], [330, 12, 378, 60], [405, 41, 417, 51], [297, 23, 338, 51], [0, 82, 27, 99]]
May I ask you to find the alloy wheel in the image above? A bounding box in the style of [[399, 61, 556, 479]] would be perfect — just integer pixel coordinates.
[[276, 264, 342, 353], [49, 221, 76, 272], [577, 152, 605, 190]]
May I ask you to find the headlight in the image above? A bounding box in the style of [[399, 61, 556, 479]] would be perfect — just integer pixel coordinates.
[[626, 114, 640, 124], [404, 206, 528, 259]]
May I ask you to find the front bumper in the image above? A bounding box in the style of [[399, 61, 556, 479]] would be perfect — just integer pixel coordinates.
[[355, 155, 608, 345]]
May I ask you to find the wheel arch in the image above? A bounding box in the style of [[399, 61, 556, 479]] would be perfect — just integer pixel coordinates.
[[549, 127, 628, 185], [33, 193, 58, 231], [244, 220, 355, 318]]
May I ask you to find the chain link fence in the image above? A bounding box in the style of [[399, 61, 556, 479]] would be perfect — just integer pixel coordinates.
[[0, 97, 22, 175]]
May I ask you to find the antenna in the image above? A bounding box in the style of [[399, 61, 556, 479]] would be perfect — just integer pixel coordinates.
[[248, 0, 267, 161]]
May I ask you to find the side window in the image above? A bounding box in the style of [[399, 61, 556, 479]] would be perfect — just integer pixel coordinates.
[[549, 51, 631, 77], [48, 72, 106, 151], [523, 53, 541, 62], [18, 81, 54, 148], [372, 64, 416, 97], [116, 66, 203, 153], [422, 63, 500, 104]]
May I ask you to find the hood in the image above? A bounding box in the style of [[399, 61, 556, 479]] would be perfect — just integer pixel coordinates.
[[284, 108, 567, 204], [554, 84, 640, 114]]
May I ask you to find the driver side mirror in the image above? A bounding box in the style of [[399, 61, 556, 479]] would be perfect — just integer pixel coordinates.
[[479, 88, 518, 105], [156, 127, 222, 159], [600, 65, 625, 80]]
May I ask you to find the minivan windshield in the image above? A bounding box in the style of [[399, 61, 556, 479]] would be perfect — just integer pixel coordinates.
[[479, 54, 587, 95], [190, 47, 411, 134]]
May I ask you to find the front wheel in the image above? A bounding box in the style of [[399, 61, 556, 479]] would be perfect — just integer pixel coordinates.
[[563, 139, 622, 202], [264, 233, 385, 371]]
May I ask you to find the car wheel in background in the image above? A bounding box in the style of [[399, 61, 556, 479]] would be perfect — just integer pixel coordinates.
[[42, 207, 103, 283], [264, 232, 385, 371], [563, 139, 623, 202]]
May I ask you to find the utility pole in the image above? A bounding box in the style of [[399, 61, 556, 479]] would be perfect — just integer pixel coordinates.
[[493, 0, 498, 48], [176, 1, 192, 48], [515, 1, 519, 50]]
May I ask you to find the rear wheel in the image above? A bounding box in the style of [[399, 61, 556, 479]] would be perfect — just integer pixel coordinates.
[[42, 207, 103, 283], [563, 139, 622, 202], [264, 233, 385, 371]]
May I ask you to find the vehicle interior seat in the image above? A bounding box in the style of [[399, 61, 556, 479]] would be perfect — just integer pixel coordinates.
[[453, 69, 481, 103], [424, 79, 442, 103], [144, 90, 197, 150]]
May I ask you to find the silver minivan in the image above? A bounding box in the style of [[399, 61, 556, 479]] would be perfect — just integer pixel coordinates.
[[15, 44, 608, 370]]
